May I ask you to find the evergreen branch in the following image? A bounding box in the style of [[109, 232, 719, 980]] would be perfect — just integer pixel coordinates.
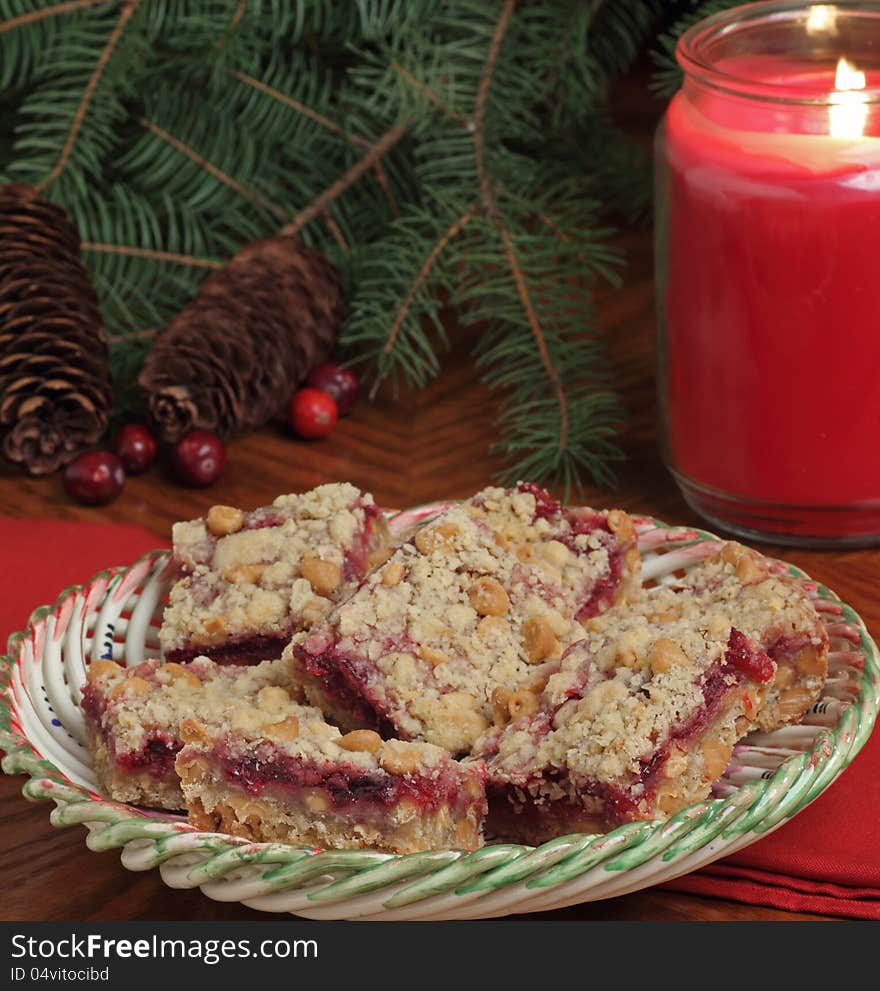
[[390, 60, 471, 128], [231, 69, 344, 136], [230, 68, 399, 215], [381, 201, 480, 359], [281, 120, 410, 237], [228, 0, 247, 32], [496, 224, 569, 452], [35, 0, 138, 193], [652, 1, 739, 96], [321, 211, 350, 253], [137, 117, 286, 221], [0, 0, 105, 35], [535, 210, 573, 245], [0, 0, 656, 485], [81, 243, 224, 269], [473, 0, 569, 453], [473, 0, 515, 212], [342, 207, 465, 391]]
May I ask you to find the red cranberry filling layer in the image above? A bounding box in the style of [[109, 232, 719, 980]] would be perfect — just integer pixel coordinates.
[[576, 545, 625, 621], [726, 628, 775, 683], [241, 508, 288, 531], [766, 633, 813, 663], [494, 629, 772, 831], [611, 630, 771, 820], [512, 483, 629, 621], [295, 637, 413, 739], [166, 633, 293, 666], [115, 732, 181, 780], [80, 683, 106, 725], [516, 481, 561, 520], [343, 501, 384, 582], [212, 742, 472, 814]]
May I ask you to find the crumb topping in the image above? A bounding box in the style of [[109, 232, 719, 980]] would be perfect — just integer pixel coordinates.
[[583, 541, 827, 671], [160, 483, 388, 655], [484, 630, 739, 789], [295, 485, 639, 751], [85, 657, 450, 776], [477, 540, 827, 805]]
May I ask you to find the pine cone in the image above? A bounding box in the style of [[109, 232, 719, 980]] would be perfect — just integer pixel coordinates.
[[0, 184, 112, 475], [139, 236, 343, 443]]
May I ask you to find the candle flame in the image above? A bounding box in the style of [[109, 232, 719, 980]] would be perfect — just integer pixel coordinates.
[[829, 57, 868, 139], [835, 57, 866, 92], [806, 5, 837, 35]]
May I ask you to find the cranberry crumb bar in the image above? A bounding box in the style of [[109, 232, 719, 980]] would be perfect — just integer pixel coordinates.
[[159, 483, 391, 665], [176, 714, 487, 854], [614, 541, 830, 732], [473, 620, 777, 844], [291, 483, 640, 755], [81, 656, 304, 810]]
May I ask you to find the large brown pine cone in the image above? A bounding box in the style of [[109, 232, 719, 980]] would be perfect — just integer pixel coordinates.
[[138, 236, 343, 443], [0, 184, 112, 475]]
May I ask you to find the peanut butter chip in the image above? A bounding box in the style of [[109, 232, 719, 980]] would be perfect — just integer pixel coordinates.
[[180, 718, 210, 745], [381, 560, 405, 586], [701, 739, 730, 779], [649, 638, 689, 676], [522, 615, 560, 664], [161, 662, 201, 688], [301, 596, 330, 627], [87, 659, 122, 681], [606, 508, 636, 541], [468, 577, 509, 616], [492, 687, 540, 726], [257, 685, 290, 713], [735, 555, 763, 584], [206, 504, 245, 537], [300, 557, 342, 597], [419, 644, 449, 667], [476, 614, 508, 640], [508, 689, 540, 721], [109, 675, 151, 699], [491, 687, 512, 726], [338, 729, 383, 754], [720, 543, 763, 583], [414, 522, 459, 556], [223, 563, 265, 585], [268, 716, 301, 741], [379, 740, 423, 775]]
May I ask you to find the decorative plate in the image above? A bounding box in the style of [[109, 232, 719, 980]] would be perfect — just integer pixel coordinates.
[[1, 508, 878, 920]]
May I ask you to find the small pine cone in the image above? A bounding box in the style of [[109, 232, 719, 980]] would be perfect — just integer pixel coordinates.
[[0, 184, 112, 475], [139, 236, 343, 443]]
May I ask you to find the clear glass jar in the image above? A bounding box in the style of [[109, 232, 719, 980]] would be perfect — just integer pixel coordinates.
[[655, 1, 880, 546]]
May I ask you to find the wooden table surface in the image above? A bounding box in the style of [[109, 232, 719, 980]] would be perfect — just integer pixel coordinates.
[[2, 220, 875, 923]]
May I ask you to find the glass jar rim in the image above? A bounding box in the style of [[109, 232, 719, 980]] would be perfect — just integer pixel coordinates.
[[677, 0, 880, 105]]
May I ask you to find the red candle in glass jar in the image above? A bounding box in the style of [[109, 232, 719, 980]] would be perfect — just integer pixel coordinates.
[[656, 2, 880, 545]]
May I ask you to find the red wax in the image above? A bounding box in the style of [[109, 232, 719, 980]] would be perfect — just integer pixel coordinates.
[[660, 67, 880, 529]]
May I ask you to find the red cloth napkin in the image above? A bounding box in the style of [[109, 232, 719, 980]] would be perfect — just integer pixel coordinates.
[[661, 729, 880, 919], [0, 515, 164, 648], [1, 516, 878, 918]]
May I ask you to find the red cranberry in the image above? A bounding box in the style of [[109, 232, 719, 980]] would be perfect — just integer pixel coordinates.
[[113, 423, 157, 474], [289, 388, 338, 439], [306, 361, 359, 415], [63, 451, 125, 506], [726, 628, 775, 683], [171, 430, 226, 487]]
